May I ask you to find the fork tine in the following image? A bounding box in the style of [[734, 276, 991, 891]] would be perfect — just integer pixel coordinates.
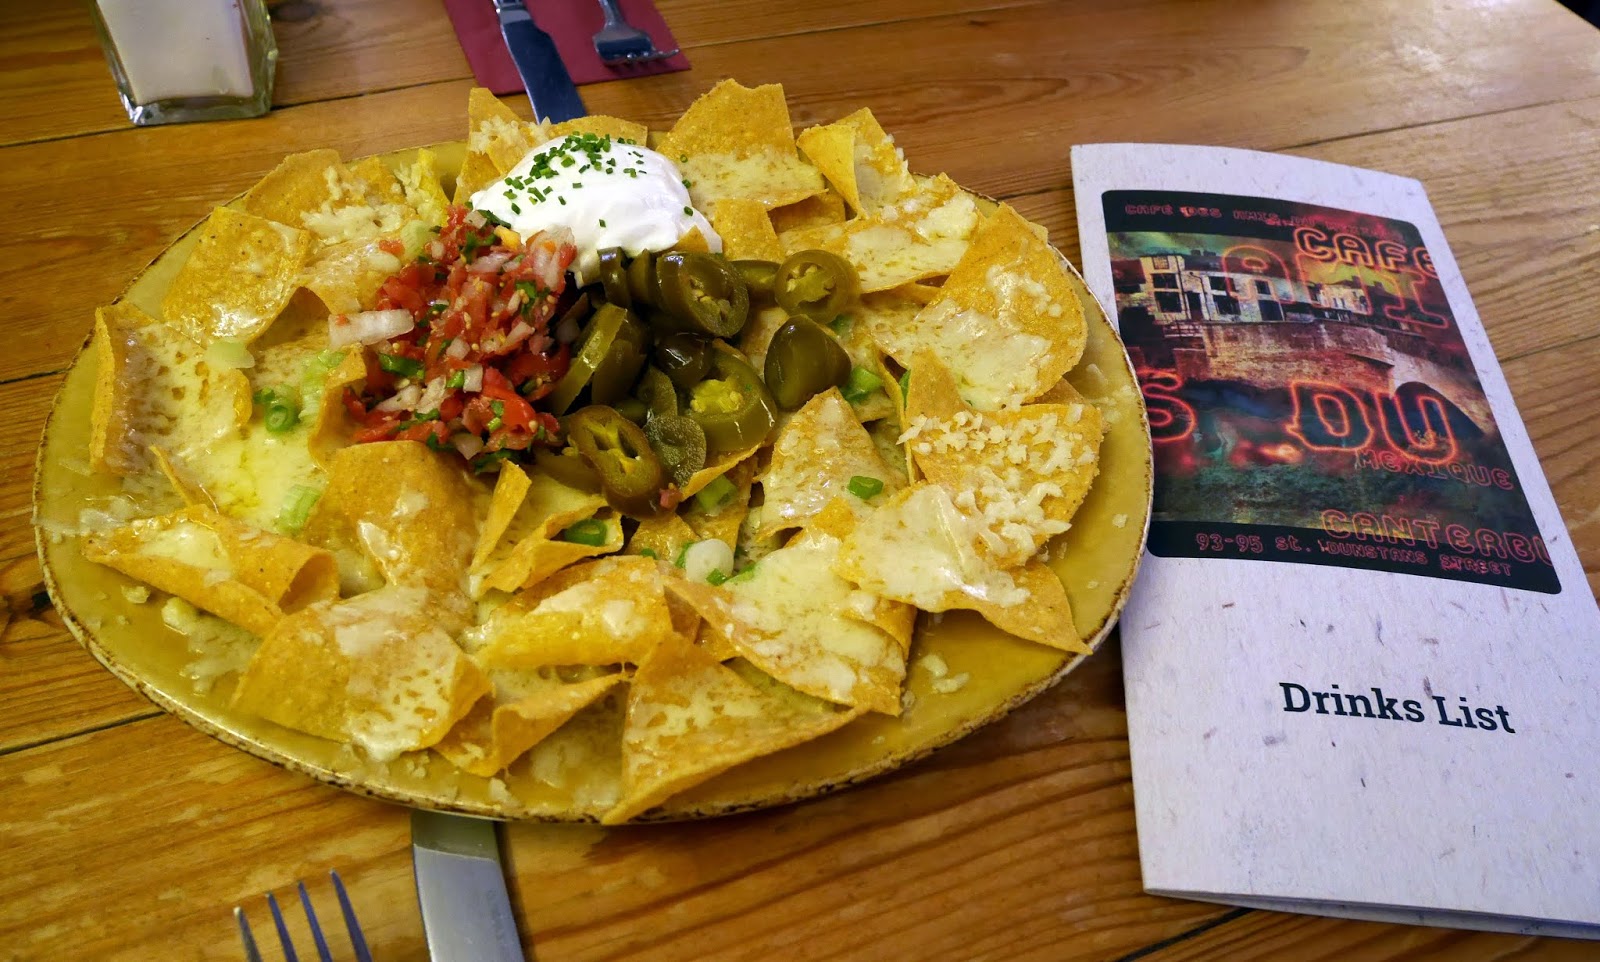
[[267, 893, 301, 962], [297, 880, 335, 962], [235, 907, 265, 962], [330, 871, 374, 962]]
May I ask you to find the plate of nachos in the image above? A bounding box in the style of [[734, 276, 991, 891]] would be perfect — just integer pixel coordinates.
[[34, 81, 1151, 823]]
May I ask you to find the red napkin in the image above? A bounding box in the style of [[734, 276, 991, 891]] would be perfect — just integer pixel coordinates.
[[443, 0, 690, 92]]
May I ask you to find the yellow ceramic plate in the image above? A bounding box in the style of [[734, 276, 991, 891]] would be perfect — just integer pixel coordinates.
[[35, 143, 1152, 821]]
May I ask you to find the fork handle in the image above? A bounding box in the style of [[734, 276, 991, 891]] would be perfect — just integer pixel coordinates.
[[597, 0, 627, 27]]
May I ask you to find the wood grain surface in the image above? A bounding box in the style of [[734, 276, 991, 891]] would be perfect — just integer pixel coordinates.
[[1, 0, 1597, 959]]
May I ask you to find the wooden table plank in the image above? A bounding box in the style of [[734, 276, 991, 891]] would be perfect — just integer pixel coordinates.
[[5, 82, 1598, 791], [0, 0, 471, 149], [0, 641, 1240, 961], [4, 1, 1598, 387], [0, 712, 426, 962]]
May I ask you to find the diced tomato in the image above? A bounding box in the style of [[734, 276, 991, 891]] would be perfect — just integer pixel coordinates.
[[345, 205, 575, 467]]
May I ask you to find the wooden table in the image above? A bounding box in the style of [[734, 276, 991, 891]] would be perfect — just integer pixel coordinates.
[[3, 1, 1598, 958]]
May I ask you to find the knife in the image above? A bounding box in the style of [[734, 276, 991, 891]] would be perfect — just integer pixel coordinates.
[[412, 809, 528, 962], [493, 0, 586, 123]]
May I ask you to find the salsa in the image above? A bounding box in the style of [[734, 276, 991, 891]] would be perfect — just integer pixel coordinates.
[[339, 205, 574, 470]]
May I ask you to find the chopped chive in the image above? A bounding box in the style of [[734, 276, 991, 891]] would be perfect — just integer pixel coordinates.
[[848, 475, 884, 500]]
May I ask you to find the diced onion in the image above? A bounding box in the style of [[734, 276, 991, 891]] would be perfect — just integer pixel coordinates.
[[452, 433, 484, 460], [554, 293, 589, 343], [505, 320, 534, 348], [461, 365, 484, 393], [205, 338, 255, 370], [329, 309, 413, 348], [445, 338, 470, 360], [465, 209, 488, 229], [415, 377, 448, 414], [469, 251, 514, 273], [375, 383, 422, 412]]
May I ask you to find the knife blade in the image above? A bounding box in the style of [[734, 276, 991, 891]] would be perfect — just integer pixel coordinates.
[[412, 809, 528, 962], [493, 0, 586, 123]]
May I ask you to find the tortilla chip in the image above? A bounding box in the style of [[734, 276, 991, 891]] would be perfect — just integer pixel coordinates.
[[801, 497, 916, 654], [161, 207, 312, 346], [82, 504, 339, 637], [434, 672, 626, 777], [453, 149, 505, 205], [480, 512, 623, 597], [874, 204, 1084, 410], [903, 350, 1102, 564], [779, 219, 965, 293], [468, 87, 547, 173], [307, 348, 366, 467], [834, 483, 1087, 653], [757, 388, 900, 539], [150, 445, 217, 509], [474, 465, 611, 594], [232, 585, 490, 759], [550, 115, 647, 145], [398, 148, 450, 228], [672, 226, 713, 254], [659, 81, 824, 210], [768, 191, 847, 234], [603, 628, 860, 823], [472, 556, 675, 667], [625, 511, 699, 564], [681, 458, 756, 549], [89, 302, 252, 476], [658, 79, 800, 160], [665, 530, 906, 715], [797, 109, 915, 216], [708, 199, 783, 262], [735, 305, 789, 375], [681, 441, 764, 499], [311, 441, 480, 618], [242, 149, 347, 227], [302, 236, 406, 314]]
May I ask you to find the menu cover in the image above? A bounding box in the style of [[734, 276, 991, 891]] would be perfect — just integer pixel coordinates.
[[1070, 144, 1600, 937]]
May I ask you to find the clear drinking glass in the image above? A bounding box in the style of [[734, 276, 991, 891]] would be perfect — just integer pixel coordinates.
[[88, 0, 278, 126]]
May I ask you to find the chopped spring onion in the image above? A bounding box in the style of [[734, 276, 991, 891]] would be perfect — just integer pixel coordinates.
[[841, 366, 884, 403], [674, 540, 696, 568], [278, 485, 322, 534], [694, 475, 737, 513], [706, 569, 728, 586], [637, 547, 657, 560], [560, 518, 609, 547], [378, 353, 425, 380], [728, 563, 759, 584], [254, 386, 301, 433], [446, 369, 466, 390], [848, 475, 884, 500], [829, 314, 852, 335]]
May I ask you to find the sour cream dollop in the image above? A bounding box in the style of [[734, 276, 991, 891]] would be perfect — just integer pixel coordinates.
[[470, 133, 720, 283]]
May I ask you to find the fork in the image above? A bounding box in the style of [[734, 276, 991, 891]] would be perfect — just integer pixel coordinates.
[[234, 871, 373, 962], [591, 0, 679, 65]]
